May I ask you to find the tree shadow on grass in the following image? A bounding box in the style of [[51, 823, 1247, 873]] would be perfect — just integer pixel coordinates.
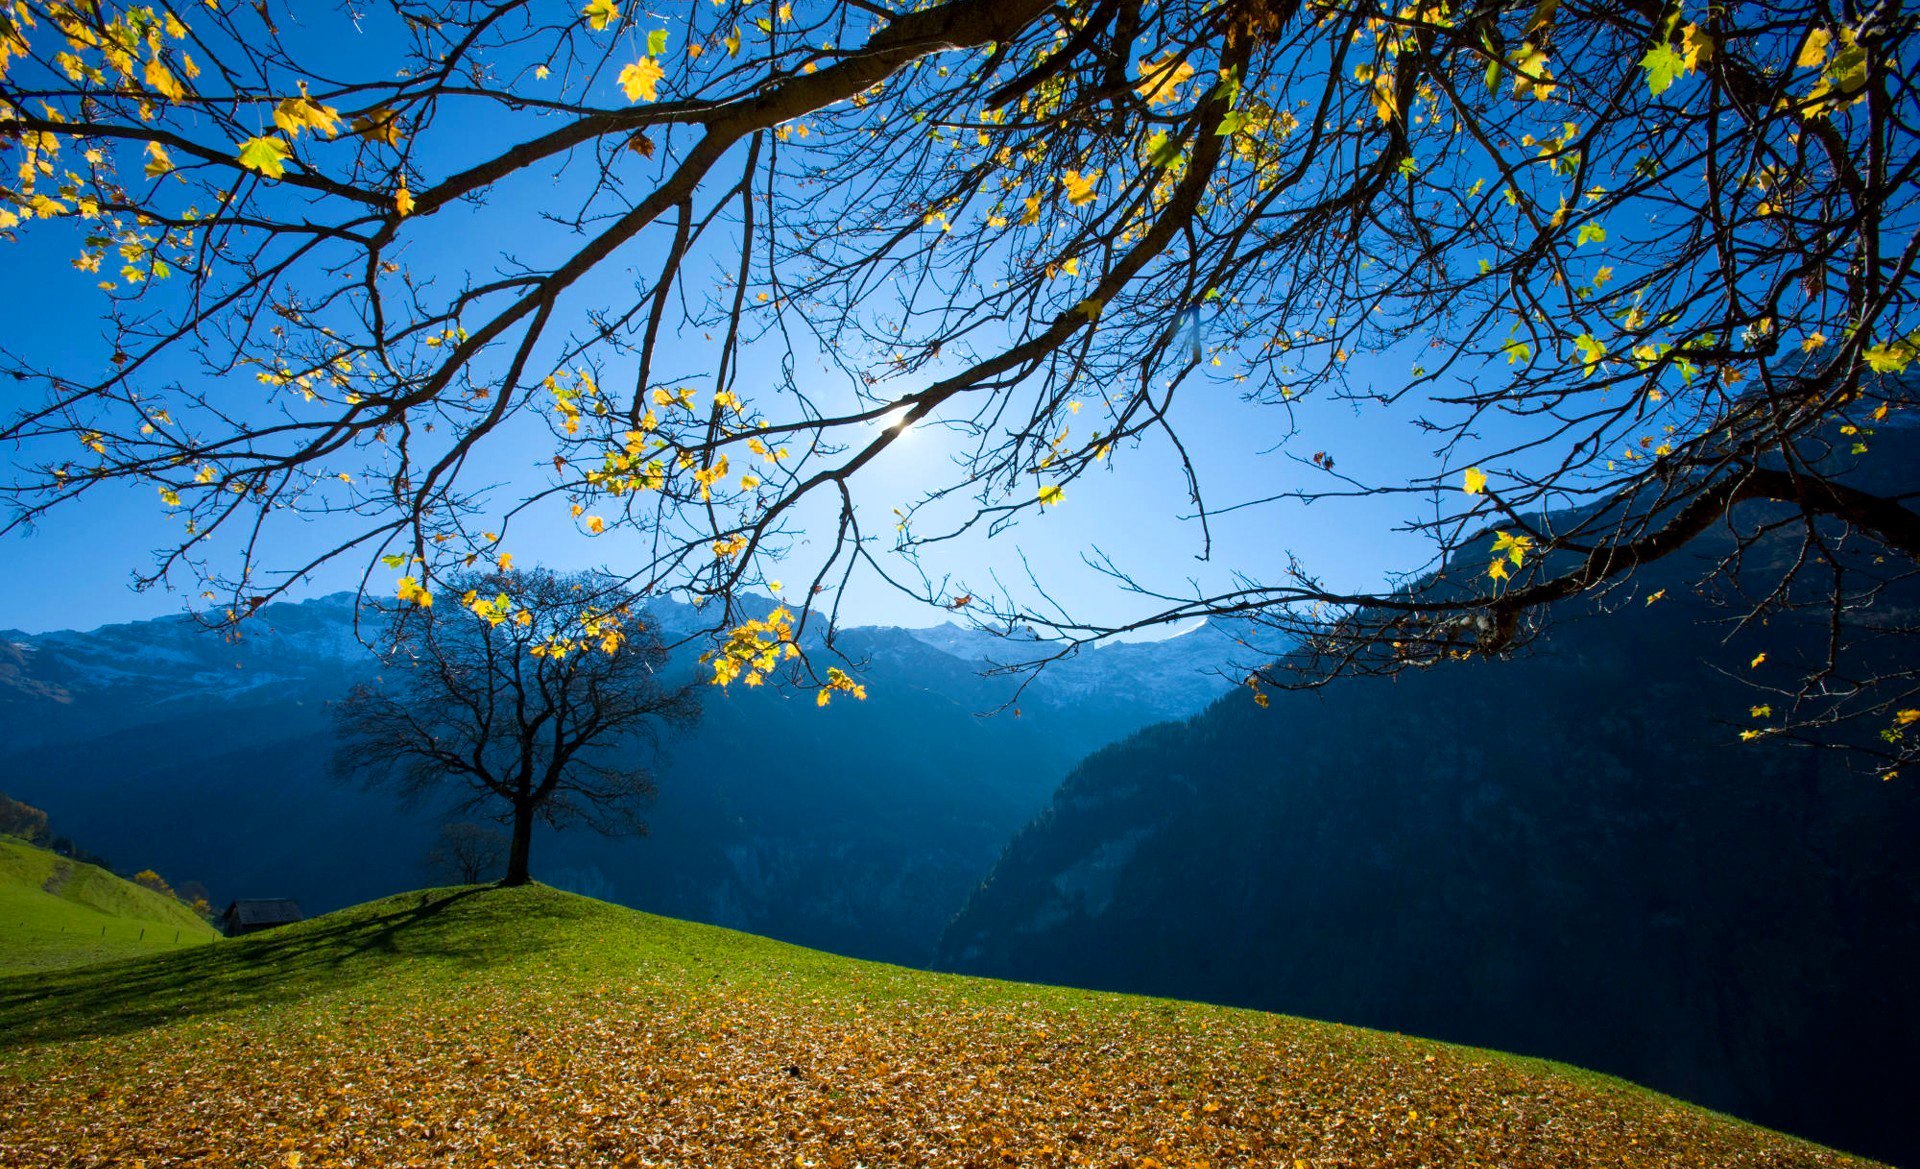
[[0, 886, 559, 1048]]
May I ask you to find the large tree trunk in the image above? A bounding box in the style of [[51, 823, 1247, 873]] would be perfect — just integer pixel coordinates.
[[503, 802, 534, 886]]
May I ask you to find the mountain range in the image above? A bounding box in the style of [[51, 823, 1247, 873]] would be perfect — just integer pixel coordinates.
[[0, 593, 1242, 966]]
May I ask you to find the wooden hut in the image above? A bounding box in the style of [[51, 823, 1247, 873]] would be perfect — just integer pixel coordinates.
[[221, 898, 302, 936]]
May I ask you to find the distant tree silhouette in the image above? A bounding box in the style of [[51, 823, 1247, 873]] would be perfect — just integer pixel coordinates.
[[334, 568, 699, 886], [427, 822, 510, 885], [0, 793, 49, 843], [176, 880, 217, 922]]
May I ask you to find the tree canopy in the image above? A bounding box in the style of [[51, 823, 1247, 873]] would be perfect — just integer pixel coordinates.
[[2, 0, 1916, 767]]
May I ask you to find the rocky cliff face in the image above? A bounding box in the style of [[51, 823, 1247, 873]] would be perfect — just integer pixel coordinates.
[[0, 594, 1241, 965]]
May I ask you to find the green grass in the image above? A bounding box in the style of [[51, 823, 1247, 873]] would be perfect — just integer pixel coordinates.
[[0, 834, 220, 975], [0, 885, 1879, 1167]]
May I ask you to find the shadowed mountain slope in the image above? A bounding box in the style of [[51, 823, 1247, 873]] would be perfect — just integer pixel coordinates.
[[941, 433, 1920, 1165]]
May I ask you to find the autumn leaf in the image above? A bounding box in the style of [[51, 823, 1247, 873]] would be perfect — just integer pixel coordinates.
[[236, 136, 292, 179], [396, 576, 433, 608], [1134, 53, 1195, 108], [1797, 27, 1832, 68], [1862, 340, 1915, 374], [620, 58, 665, 102], [586, 516, 607, 534], [1509, 43, 1554, 100], [144, 57, 187, 101], [1142, 130, 1183, 170], [582, 0, 618, 30], [143, 141, 174, 178], [1640, 43, 1687, 95], [395, 185, 415, 217], [1370, 71, 1398, 123], [1062, 170, 1099, 207], [351, 107, 405, 147], [1037, 484, 1065, 506], [1491, 530, 1533, 568], [1462, 466, 1487, 494], [1573, 333, 1605, 377], [273, 87, 344, 139]]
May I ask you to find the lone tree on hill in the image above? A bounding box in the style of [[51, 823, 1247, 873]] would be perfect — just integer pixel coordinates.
[[334, 568, 699, 886], [1, 1, 1916, 768], [426, 821, 512, 885]]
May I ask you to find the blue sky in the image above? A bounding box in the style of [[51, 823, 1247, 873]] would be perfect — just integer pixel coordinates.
[[0, 3, 1471, 638]]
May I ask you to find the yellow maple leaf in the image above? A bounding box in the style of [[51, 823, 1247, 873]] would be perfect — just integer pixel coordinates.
[[1037, 484, 1064, 506], [1133, 54, 1195, 108], [1491, 530, 1533, 567], [236, 135, 292, 179], [144, 57, 186, 101], [1062, 169, 1099, 207], [396, 576, 433, 608], [1509, 43, 1555, 100], [1573, 332, 1606, 378], [1863, 342, 1914, 374], [144, 141, 174, 178], [1462, 466, 1487, 494], [620, 57, 665, 102], [1371, 71, 1398, 122], [1797, 27, 1831, 69], [350, 106, 404, 147], [582, 0, 618, 31], [394, 184, 414, 217], [273, 86, 343, 139]]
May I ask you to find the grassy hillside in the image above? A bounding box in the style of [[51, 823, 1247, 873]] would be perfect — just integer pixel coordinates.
[[0, 835, 219, 975], [0, 886, 1875, 1167]]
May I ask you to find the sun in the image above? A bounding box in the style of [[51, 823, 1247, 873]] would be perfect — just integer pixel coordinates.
[[879, 404, 915, 437]]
